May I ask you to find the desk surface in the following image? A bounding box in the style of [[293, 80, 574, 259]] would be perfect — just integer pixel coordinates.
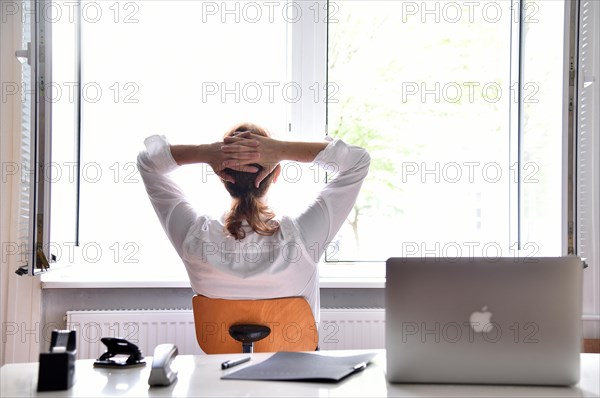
[[2, 351, 599, 397]]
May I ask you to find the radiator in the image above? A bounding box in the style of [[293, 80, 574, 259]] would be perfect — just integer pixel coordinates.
[[65, 308, 385, 359], [65, 309, 202, 360], [319, 308, 385, 350]]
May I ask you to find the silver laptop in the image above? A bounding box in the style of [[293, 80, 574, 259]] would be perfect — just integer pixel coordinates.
[[385, 256, 583, 386]]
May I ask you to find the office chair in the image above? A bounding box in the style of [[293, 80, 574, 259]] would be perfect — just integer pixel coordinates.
[[192, 295, 319, 354]]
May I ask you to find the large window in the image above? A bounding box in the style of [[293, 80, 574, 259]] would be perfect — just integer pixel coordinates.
[[50, 1, 293, 275], [47, 0, 571, 277], [328, 0, 565, 262]]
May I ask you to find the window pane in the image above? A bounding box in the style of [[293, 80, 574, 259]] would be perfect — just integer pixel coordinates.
[[520, 0, 565, 255], [50, 1, 79, 255], [328, 1, 513, 261], [75, 1, 287, 271]]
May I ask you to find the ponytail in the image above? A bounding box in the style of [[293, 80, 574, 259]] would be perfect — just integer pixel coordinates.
[[222, 165, 279, 240], [225, 194, 279, 240], [221, 122, 280, 240]]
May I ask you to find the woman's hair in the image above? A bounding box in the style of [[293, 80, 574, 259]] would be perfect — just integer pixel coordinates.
[[222, 123, 280, 240]]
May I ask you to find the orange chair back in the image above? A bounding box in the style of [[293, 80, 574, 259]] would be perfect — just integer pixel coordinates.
[[192, 295, 318, 354]]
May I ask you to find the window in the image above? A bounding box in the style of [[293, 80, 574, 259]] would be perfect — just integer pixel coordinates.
[[520, 0, 567, 254], [17, 0, 34, 272], [327, 0, 565, 262], [11, 0, 53, 275], [51, 0, 293, 274], [44, 0, 594, 289], [50, 0, 79, 262]]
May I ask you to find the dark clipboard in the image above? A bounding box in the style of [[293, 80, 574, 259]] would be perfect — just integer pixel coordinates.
[[221, 352, 377, 382]]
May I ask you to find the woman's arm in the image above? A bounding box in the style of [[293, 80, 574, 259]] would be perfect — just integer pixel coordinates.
[[293, 139, 371, 260], [137, 136, 198, 257], [171, 139, 259, 182], [221, 133, 329, 186], [222, 133, 328, 164], [278, 140, 330, 162], [170, 143, 220, 166]]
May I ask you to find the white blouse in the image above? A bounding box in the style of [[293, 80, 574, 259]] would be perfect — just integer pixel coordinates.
[[137, 135, 370, 323]]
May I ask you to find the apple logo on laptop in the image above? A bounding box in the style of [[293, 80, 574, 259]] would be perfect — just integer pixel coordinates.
[[469, 306, 493, 333]]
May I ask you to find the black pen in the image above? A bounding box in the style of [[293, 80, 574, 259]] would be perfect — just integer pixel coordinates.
[[221, 356, 251, 370]]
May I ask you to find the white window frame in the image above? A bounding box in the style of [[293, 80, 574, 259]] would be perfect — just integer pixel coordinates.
[[289, 0, 327, 140], [16, 0, 53, 275]]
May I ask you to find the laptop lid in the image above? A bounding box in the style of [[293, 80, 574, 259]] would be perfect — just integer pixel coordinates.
[[385, 256, 583, 386]]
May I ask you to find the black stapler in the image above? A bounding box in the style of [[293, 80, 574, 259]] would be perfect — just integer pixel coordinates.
[[93, 337, 146, 368]]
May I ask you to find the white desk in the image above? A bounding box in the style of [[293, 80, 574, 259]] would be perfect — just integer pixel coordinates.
[[2, 351, 599, 397]]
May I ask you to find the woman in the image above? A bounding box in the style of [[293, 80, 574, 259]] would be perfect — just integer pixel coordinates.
[[137, 123, 370, 323]]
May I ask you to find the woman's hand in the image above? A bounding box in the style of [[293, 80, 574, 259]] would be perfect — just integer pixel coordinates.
[[221, 132, 282, 187], [209, 139, 260, 183], [173, 131, 327, 186], [171, 140, 259, 184]]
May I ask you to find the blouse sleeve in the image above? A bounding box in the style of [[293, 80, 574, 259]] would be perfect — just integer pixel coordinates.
[[136, 135, 199, 257], [293, 138, 371, 260]]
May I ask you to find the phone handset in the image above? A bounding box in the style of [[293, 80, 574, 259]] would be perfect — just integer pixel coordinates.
[[148, 344, 178, 387]]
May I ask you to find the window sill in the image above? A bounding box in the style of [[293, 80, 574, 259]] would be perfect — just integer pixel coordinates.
[[40, 262, 385, 289]]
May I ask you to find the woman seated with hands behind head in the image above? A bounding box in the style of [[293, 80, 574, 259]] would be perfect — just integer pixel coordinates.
[[137, 123, 370, 323]]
